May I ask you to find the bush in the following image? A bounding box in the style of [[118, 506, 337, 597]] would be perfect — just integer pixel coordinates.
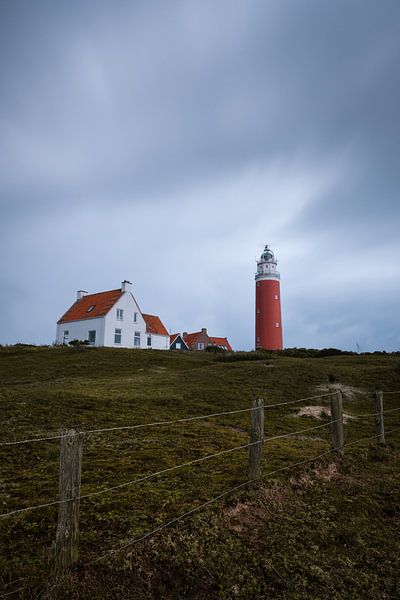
[[205, 345, 226, 354], [69, 339, 90, 349]]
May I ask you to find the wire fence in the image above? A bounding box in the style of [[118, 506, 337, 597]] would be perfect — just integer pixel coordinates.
[[0, 387, 399, 584], [0, 419, 340, 519], [89, 424, 400, 566]]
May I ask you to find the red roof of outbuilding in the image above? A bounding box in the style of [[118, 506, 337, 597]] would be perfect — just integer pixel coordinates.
[[183, 331, 202, 347], [210, 336, 233, 351], [183, 330, 232, 351], [142, 314, 169, 336], [57, 289, 123, 324]]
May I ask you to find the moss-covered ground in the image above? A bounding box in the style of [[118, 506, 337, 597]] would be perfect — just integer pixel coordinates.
[[0, 346, 399, 598]]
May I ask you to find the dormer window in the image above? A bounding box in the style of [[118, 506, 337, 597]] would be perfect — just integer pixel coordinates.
[[87, 305, 95, 313]]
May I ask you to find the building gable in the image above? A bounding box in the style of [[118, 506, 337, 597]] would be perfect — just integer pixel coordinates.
[[170, 333, 189, 350]]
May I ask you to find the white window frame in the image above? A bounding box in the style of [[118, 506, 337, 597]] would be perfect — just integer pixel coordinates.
[[147, 335, 152, 347], [88, 330, 96, 345], [63, 330, 69, 345], [114, 328, 122, 344], [116, 308, 124, 321], [197, 342, 205, 350], [133, 312, 138, 323], [134, 331, 141, 347], [276, 322, 280, 328]]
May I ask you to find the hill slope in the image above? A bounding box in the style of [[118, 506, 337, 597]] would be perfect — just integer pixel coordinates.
[[0, 346, 399, 598]]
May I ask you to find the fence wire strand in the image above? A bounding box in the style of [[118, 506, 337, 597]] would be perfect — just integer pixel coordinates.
[[0, 439, 264, 519], [89, 446, 349, 564], [264, 392, 336, 409], [342, 426, 400, 448], [355, 406, 400, 418], [0, 588, 25, 599], [0, 393, 337, 447], [0, 407, 257, 447]]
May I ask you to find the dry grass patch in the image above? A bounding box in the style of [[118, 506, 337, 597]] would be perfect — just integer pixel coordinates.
[[316, 382, 365, 399], [297, 405, 356, 423]]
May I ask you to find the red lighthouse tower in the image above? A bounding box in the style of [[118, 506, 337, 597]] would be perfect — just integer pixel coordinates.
[[255, 244, 283, 350]]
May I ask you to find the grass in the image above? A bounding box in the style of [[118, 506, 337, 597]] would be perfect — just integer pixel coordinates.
[[0, 345, 399, 598]]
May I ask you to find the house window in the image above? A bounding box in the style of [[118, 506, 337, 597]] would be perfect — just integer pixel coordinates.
[[176, 342, 181, 349], [147, 335, 152, 347], [87, 305, 95, 313], [114, 328, 122, 344], [275, 295, 278, 300], [276, 322, 280, 328], [117, 309, 124, 320], [197, 342, 204, 350], [63, 330, 69, 345], [134, 312, 138, 323], [88, 330, 96, 345], [134, 332, 141, 347]]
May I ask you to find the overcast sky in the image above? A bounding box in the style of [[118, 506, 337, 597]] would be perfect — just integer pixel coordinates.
[[1, 0, 399, 351]]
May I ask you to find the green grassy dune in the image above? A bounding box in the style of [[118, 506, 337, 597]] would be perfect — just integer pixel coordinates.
[[0, 346, 399, 599]]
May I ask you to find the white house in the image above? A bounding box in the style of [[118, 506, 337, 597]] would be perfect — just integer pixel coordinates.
[[56, 280, 169, 350]]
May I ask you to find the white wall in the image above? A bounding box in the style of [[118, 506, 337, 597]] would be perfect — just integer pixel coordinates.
[[56, 317, 105, 346], [104, 292, 147, 348], [146, 333, 169, 350]]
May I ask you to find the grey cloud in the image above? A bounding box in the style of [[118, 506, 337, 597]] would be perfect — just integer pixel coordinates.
[[1, 0, 399, 350]]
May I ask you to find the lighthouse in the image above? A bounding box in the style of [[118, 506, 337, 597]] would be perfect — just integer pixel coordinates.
[[255, 244, 283, 350]]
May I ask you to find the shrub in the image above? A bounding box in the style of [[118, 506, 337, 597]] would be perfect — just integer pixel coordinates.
[[69, 339, 90, 349]]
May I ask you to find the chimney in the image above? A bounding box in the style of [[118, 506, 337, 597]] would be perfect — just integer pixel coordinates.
[[183, 332, 188, 338], [201, 327, 207, 334], [121, 280, 132, 293], [77, 290, 88, 301]]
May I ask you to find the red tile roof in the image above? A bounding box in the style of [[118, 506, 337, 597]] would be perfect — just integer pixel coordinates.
[[183, 331, 202, 348], [57, 289, 124, 324], [183, 330, 232, 351], [210, 336, 233, 351], [142, 314, 169, 336]]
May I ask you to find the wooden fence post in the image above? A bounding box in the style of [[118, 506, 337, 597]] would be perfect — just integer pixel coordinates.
[[248, 399, 264, 480], [330, 391, 344, 456], [54, 429, 83, 571], [373, 391, 386, 446]]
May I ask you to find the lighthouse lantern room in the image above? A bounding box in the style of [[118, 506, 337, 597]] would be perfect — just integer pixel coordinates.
[[255, 244, 283, 350]]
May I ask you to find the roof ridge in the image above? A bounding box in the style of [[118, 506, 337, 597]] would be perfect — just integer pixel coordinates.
[[76, 288, 122, 298]]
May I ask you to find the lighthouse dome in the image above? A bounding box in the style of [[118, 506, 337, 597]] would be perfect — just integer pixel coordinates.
[[261, 245, 276, 263]]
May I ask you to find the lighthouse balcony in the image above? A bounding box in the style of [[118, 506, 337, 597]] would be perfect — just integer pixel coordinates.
[[255, 271, 280, 280]]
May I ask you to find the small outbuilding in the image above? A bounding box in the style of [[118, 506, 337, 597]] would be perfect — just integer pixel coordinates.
[[169, 333, 189, 351], [182, 328, 232, 351]]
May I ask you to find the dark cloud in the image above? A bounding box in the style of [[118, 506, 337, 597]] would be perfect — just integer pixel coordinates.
[[0, 0, 399, 349]]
